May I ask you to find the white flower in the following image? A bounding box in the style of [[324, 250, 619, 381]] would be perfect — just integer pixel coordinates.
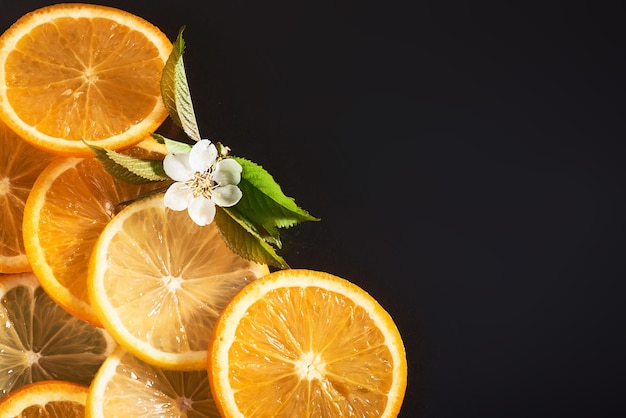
[[163, 139, 243, 226]]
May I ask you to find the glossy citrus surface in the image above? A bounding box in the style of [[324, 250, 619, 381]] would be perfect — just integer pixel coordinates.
[[0, 273, 116, 399], [0, 3, 172, 156], [88, 193, 269, 370], [208, 269, 407, 417], [0, 118, 54, 273], [23, 157, 168, 325], [0, 380, 88, 417], [86, 346, 220, 417]]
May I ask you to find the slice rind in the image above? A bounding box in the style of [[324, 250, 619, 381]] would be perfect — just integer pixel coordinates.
[[208, 269, 408, 418], [88, 193, 269, 370], [0, 380, 88, 417], [0, 3, 172, 156]]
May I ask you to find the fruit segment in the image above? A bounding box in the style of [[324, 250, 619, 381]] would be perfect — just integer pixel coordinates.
[[88, 193, 268, 370], [0, 118, 54, 273], [0, 3, 172, 156], [209, 269, 408, 418], [0, 272, 116, 399]]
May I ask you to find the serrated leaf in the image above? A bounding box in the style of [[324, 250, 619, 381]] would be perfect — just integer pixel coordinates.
[[161, 27, 201, 141], [216, 207, 289, 269], [233, 157, 319, 241], [86, 142, 170, 184]]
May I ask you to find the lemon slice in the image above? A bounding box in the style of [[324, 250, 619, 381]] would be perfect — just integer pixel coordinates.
[[88, 193, 269, 370], [86, 346, 220, 417]]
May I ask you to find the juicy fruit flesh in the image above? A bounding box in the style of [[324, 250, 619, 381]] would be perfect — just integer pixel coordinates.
[[91, 348, 220, 417], [2, 5, 408, 416], [228, 286, 394, 416], [0, 276, 113, 398], [24, 156, 169, 325], [0, 119, 53, 272], [20, 401, 85, 416], [102, 211, 258, 351], [0, 380, 88, 417], [90, 194, 268, 369], [5, 17, 164, 141]]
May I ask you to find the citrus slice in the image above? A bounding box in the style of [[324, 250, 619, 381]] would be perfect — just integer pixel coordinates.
[[88, 193, 269, 370], [86, 345, 219, 417], [23, 156, 168, 326], [0, 380, 88, 417], [0, 272, 116, 398], [0, 3, 172, 157], [0, 118, 54, 273], [208, 269, 408, 418]]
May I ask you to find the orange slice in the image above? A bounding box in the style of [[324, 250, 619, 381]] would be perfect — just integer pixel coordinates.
[[0, 118, 54, 273], [208, 269, 408, 417], [0, 3, 172, 157], [0, 273, 116, 398], [86, 346, 219, 417], [88, 193, 269, 370], [0, 380, 88, 417], [23, 156, 168, 326]]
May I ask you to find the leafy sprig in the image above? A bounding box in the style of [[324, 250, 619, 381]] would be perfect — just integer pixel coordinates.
[[88, 27, 318, 269]]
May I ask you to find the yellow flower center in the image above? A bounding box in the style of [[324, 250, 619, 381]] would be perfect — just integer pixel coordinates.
[[187, 171, 214, 199]]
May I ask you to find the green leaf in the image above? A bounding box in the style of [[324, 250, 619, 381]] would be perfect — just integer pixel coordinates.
[[161, 27, 201, 141], [85, 142, 170, 184], [151, 134, 192, 155], [232, 157, 319, 244], [215, 207, 289, 269], [164, 137, 192, 154], [160, 31, 182, 127]]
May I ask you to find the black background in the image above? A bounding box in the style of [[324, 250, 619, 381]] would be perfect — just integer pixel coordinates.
[[2, 1, 625, 417]]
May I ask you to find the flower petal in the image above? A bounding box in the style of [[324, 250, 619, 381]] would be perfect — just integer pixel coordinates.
[[189, 139, 217, 172], [163, 153, 193, 182], [188, 196, 216, 226], [163, 182, 191, 211], [213, 158, 242, 186], [211, 184, 243, 207]]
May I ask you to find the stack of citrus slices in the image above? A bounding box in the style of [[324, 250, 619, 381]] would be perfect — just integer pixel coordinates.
[[0, 3, 407, 417]]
